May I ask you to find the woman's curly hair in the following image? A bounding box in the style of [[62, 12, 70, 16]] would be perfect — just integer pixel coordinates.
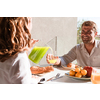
[[0, 17, 32, 62]]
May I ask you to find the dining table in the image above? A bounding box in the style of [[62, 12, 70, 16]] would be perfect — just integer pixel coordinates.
[[37, 65, 92, 84]]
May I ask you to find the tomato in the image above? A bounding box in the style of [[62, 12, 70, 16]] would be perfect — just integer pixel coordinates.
[[83, 66, 93, 77]]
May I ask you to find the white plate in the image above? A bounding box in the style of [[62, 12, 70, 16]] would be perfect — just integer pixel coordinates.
[[65, 72, 91, 80], [62, 65, 75, 70]]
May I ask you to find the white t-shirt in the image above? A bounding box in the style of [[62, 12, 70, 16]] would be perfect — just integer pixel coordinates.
[[0, 51, 38, 84]]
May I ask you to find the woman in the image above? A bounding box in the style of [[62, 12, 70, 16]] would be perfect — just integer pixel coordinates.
[[0, 17, 39, 84]]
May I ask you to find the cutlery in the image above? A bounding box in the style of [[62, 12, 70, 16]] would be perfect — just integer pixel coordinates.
[[38, 73, 63, 84], [46, 73, 60, 81]]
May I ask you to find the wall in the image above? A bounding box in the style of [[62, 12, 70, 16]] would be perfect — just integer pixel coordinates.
[[29, 17, 77, 66]]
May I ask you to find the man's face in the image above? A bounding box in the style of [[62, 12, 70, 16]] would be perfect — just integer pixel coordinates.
[[81, 26, 97, 44]]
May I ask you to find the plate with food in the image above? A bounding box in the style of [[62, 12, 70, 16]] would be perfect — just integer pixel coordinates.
[[65, 66, 93, 81], [65, 72, 91, 80], [62, 63, 78, 70]]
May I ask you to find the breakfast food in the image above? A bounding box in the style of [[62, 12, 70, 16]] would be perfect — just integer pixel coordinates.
[[30, 66, 54, 74], [69, 66, 97, 78], [83, 66, 94, 77], [67, 63, 78, 68], [75, 67, 81, 73], [75, 72, 82, 78], [81, 69, 87, 76], [69, 66, 87, 78], [69, 70, 75, 76]]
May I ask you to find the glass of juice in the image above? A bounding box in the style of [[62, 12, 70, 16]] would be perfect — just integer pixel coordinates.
[[48, 54, 57, 64], [91, 68, 100, 84]]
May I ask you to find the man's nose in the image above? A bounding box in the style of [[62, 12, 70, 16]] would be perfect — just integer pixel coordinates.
[[83, 33, 87, 36]]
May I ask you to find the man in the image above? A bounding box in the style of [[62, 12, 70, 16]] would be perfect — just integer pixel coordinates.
[[46, 21, 100, 67]]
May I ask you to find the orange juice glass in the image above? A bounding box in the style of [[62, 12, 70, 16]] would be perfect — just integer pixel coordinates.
[[91, 69, 100, 84], [48, 59, 57, 64], [48, 54, 57, 64]]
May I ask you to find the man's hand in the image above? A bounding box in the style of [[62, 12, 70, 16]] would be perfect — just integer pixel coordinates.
[[46, 54, 61, 66]]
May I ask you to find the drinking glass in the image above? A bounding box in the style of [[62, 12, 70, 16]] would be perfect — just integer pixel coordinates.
[[48, 54, 57, 64], [91, 68, 100, 84]]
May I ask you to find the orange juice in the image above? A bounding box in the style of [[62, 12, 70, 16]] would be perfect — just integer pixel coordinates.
[[48, 59, 57, 63], [91, 73, 100, 84]]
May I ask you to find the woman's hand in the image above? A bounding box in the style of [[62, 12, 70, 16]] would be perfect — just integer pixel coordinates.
[[31, 39, 39, 47], [26, 39, 39, 54], [46, 54, 61, 66]]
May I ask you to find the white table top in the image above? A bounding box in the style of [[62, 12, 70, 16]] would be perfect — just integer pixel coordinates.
[[38, 66, 92, 84]]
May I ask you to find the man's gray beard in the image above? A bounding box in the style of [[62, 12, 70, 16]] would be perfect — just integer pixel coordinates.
[[82, 40, 90, 44]]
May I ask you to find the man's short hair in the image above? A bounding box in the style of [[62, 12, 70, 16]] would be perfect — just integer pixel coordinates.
[[82, 21, 97, 33]]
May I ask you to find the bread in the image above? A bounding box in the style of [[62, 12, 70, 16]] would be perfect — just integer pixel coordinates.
[[30, 66, 54, 74]]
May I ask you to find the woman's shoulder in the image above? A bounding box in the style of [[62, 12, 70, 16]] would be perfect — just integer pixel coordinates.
[[12, 51, 28, 62], [8, 51, 30, 70], [3, 51, 28, 65], [17, 51, 27, 58]]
